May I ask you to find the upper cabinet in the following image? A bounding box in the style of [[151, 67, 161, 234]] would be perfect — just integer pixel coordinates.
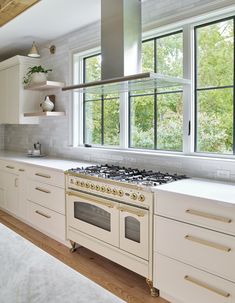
[[0, 56, 41, 124]]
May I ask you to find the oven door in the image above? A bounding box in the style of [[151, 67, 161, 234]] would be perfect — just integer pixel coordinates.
[[118, 204, 149, 260], [67, 191, 119, 247]]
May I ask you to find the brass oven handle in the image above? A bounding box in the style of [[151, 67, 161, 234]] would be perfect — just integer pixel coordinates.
[[185, 235, 231, 252], [35, 210, 51, 219], [117, 206, 146, 217], [19, 169, 25, 172], [35, 173, 51, 179], [6, 165, 15, 169], [35, 187, 51, 194], [184, 275, 230, 298], [66, 191, 115, 208], [185, 209, 232, 223]]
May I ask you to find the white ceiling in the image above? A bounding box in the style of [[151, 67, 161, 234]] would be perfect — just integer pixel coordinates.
[[0, 0, 101, 60]]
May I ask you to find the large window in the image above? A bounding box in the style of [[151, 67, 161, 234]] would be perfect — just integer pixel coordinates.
[[129, 31, 183, 151], [75, 13, 235, 158], [195, 18, 234, 154]]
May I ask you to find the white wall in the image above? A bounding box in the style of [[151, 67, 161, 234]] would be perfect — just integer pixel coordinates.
[[4, 0, 235, 182]]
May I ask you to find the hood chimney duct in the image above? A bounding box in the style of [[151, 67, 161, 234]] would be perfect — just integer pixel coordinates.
[[101, 0, 142, 80]]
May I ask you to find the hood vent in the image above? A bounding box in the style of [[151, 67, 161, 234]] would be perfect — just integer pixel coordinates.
[[62, 0, 190, 94]]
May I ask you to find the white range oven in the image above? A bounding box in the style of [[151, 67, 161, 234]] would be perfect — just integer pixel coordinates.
[[65, 165, 187, 297]]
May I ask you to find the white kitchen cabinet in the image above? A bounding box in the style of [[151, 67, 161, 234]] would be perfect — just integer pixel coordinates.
[[0, 55, 41, 124]]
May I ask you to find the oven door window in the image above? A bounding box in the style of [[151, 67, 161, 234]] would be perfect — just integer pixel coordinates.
[[74, 202, 111, 231], [125, 216, 140, 243]]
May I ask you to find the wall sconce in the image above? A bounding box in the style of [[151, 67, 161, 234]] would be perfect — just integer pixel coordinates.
[[28, 42, 56, 58]]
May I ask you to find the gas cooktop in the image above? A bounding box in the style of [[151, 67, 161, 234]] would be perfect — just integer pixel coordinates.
[[67, 164, 187, 187]]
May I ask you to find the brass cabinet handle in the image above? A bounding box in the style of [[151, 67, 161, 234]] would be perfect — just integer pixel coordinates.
[[6, 165, 14, 169], [185, 209, 232, 223], [184, 275, 230, 298], [185, 235, 231, 252], [35, 187, 51, 194], [66, 191, 115, 208], [18, 169, 25, 172], [35, 210, 51, 219], [117, 206, 146, 217], [35, 173, 51, 179]]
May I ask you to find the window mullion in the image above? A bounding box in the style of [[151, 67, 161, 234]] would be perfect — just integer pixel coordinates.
[[233, 17, 235, 155], [120, 92, 129, 148], [183, 24, 194, 154]]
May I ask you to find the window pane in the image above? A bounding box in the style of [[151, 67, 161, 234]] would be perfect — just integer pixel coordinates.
[[196, 88, 233, 154], [142, 40, 154, 72], [84, 101, 102, 145], [196, 19, 234, 88], [130, 95, 154, 149], [104, 98, 120, 146], [157, 92, 183, 151], [157, 32, 183, 77], [84, 55, 101, 83]]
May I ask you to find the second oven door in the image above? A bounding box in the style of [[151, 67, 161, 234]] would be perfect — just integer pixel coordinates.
[[67, 191, 119, 247], [119, 204, 149, 260]]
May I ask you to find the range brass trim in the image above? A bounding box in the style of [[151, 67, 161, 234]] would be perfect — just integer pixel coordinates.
[[117, 206, 146, 217], [66, 191, 115, 208], [35, 210, 51, 219], [184, 275, 230, 298], [185, 235, 231, 252], [185, 209, 232, 223]]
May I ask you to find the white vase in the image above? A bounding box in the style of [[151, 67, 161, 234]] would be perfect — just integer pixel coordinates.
[[40, 96, 54, 112], [31, 72, 47, 83]]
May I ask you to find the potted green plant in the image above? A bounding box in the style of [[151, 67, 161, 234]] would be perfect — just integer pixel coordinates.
[[23, 65, 52, 86]]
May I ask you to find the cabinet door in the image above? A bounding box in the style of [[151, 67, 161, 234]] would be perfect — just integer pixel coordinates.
[[4, 172, 19, 215], [6, 65, 20, 124], [0, 69, 7, 124]]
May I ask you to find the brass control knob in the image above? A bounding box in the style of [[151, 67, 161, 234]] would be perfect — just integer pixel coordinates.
[[101, 186, 106, 192], [70, 179, 74, 184], [95, 185, 100, 191], [85, 182, 90, 188], [131, 193, 137, 200], [112, 189, 117, 195], [90, 183, 95, 189], [118, 190, 124, 197], [80, 181, 85, 187], [106, 187, 111, 193], [138, 194, 145, 202], [75, 180, 80, 186]]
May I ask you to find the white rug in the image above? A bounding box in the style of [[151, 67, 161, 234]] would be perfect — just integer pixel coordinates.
[[0, 223, 125, 303]]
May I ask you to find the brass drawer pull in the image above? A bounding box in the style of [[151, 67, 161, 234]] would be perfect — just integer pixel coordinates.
[[6, 165, 14, 169], [35, 210, 51, 219], [117, 206, 146, 217], [35, 187, 51, 194], [35, 173, 51, 179], [66, 191, 115, 208], [186, 209, 232, 223], [18, 169, 25, 172], [185, 235, 231, 252], [184, 275, 230, 298]]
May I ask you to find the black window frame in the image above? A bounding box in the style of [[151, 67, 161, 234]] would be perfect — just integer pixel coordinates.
[[194, 16, 235, 155], [128, 30, 184, 152]]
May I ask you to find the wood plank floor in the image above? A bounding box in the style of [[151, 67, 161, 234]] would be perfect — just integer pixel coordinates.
[[0, 210, 169, 303]]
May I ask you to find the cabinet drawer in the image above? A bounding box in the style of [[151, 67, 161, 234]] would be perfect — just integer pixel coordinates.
[[26, 200, 65, 241], [27, 180, 65, 215], [154, 216, 235, 283], [155, 191, 235, 236], [27, 166, 65, 188], [154, 253, 235, 303]]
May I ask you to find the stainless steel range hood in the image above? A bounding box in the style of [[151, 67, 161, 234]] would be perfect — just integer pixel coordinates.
[[62, 0, 190, 94]]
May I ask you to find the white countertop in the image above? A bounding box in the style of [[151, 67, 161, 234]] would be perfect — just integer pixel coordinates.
[[0, 150, 94, 172], [156, 178, 235, 205]]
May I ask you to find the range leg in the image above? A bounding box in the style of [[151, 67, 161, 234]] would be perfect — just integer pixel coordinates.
[[69, 240, 77, 253], [146, 279, 159, 297]]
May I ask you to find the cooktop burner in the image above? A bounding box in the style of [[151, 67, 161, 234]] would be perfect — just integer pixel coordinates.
[[68, 165, 187, 187]]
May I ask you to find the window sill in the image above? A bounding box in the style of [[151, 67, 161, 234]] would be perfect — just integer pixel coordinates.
[[71, 145, 235, 162]]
